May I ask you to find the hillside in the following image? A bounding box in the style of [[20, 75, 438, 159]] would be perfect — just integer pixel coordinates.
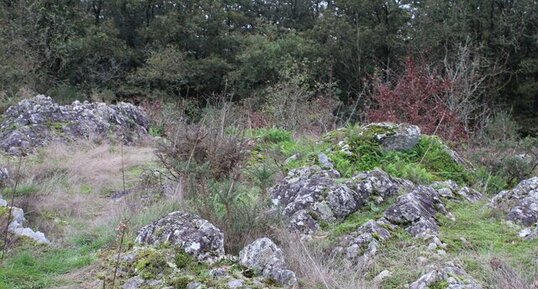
[[0, 96, 536, 289]]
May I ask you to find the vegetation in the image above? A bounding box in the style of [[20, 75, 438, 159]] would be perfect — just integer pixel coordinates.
[[0, 0, 537, 136]]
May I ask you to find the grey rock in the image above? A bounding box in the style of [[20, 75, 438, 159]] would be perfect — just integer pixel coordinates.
[[0, 167, 8, 187], [122, 276, 144, 289], [239, 237, 297, 287], [334, 220, 391, 264], [0, 197, 50, 244], [135, 211, 225, 262], [187, 282, 204, 289], [409, 263, 481, 289], [227, 279, 243, 289], [384, 186, 447, 237], [270, 166, 412, 235], [491, 177, 538, 228], [318, 153, 334, 169], [0, 95, 149, 154], [362, 122, 421, 151]]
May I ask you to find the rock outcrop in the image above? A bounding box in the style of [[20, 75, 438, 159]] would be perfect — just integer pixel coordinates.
[[409, 263, 482, 289], [270, 166, 413, 235], [239, 238, 297, 286], [0, 196, 50, 244], [135, 211, 225, 262], [491, 177, 538, 239], [0, 95, 149, 154], [362, 122, 421, 151]]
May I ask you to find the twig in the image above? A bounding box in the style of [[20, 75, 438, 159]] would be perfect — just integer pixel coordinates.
[[111, 222, 128, 289]]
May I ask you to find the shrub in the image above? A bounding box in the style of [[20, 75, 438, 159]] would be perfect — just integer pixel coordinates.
[[367, 58, 467, 141]]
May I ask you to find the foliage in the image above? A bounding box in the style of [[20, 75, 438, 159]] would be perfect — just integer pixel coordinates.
[[325, 127, 471, 184], [367, 58, 467, 141]]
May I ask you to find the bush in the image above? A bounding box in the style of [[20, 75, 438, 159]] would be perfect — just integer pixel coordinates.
[[367, 58, 467, 141]]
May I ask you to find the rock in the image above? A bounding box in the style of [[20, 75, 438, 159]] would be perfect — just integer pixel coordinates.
[[135, 211, 225, 262], [0, 197, 50, 244], [373, 270, 392, 283], [270, 166, 412, 235], [334, 220, 391, 264], [187, 282, 204, 289], [384, 186, 448, 237], [409, 263, 482, 289], [0, 167, 8, 187], [239, 238, 297, 286], [491, 177, 538, 228], [318, 153, 334, 169], [227, 279, 244, 289], [122, 276, 145, 289], [0, 95, 149, 154], [362, 122, 421, 151]]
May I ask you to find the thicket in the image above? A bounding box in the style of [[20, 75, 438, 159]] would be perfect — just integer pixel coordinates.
[[0, 0, 536, 136]]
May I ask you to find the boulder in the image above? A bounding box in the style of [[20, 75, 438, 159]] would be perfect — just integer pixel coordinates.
[[491, 177, 538, 229], [384, 186, 449, 237], [270, 166, 412, 235], [0, 95, 149, 154], [135, 211, 224, 262], [409, 263, 482, 289], [333, 219, 392, 264], [362, 122, 421, 151], [239, 237, 297, 286]]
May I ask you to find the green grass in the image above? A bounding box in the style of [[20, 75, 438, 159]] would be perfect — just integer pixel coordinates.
[[439, 201, 538, 267], [0, 245, 97, 289]]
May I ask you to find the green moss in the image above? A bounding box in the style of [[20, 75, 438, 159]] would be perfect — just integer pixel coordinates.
[[135, 249, 168, 280], [167, 276, 191, 288], [430, 280, 449, 289]]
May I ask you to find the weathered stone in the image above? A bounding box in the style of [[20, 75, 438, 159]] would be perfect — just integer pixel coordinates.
[[270, 166, 412, 235], [122, 276, 144, 289], [334, 220, 391, 264], [384, 186, 447, 237], [362, 122, 421, 151], [0, 197, 50, 244], [318, 152, 334, 169], [239, 238, 297, 287], [135, 211, 224, 262], [0, 167, 8, 187], [409, 263, 482, 289], [491, 177, 538, 229], [0, 95, 149, 154]]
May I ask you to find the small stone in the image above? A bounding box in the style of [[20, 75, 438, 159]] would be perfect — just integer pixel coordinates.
[[373, 270, 392, 282]]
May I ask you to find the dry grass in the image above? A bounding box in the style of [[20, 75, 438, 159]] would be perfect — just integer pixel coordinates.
[[276, 230, 373, 289], [1, 140, 156, 242]]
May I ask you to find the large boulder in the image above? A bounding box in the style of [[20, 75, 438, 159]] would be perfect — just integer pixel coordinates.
[[270, 166, 412, 235], [362, 122, 421, 151], [239, 237, 297, 286], [491, 177, 538, 238], [409, 263, 482, 289], [135, 211, 225, 262], [0, 95, 149, 154]]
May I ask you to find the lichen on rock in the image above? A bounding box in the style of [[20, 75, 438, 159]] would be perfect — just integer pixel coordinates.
[[135, 211, 225, 263], [0, 95, 149, 154]]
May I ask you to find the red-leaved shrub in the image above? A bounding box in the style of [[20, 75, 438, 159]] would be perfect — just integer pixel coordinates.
[[367, 58, 467, 141]]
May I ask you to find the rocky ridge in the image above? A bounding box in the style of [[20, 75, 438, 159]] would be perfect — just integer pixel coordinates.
[[0, 95, 149, 154]]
